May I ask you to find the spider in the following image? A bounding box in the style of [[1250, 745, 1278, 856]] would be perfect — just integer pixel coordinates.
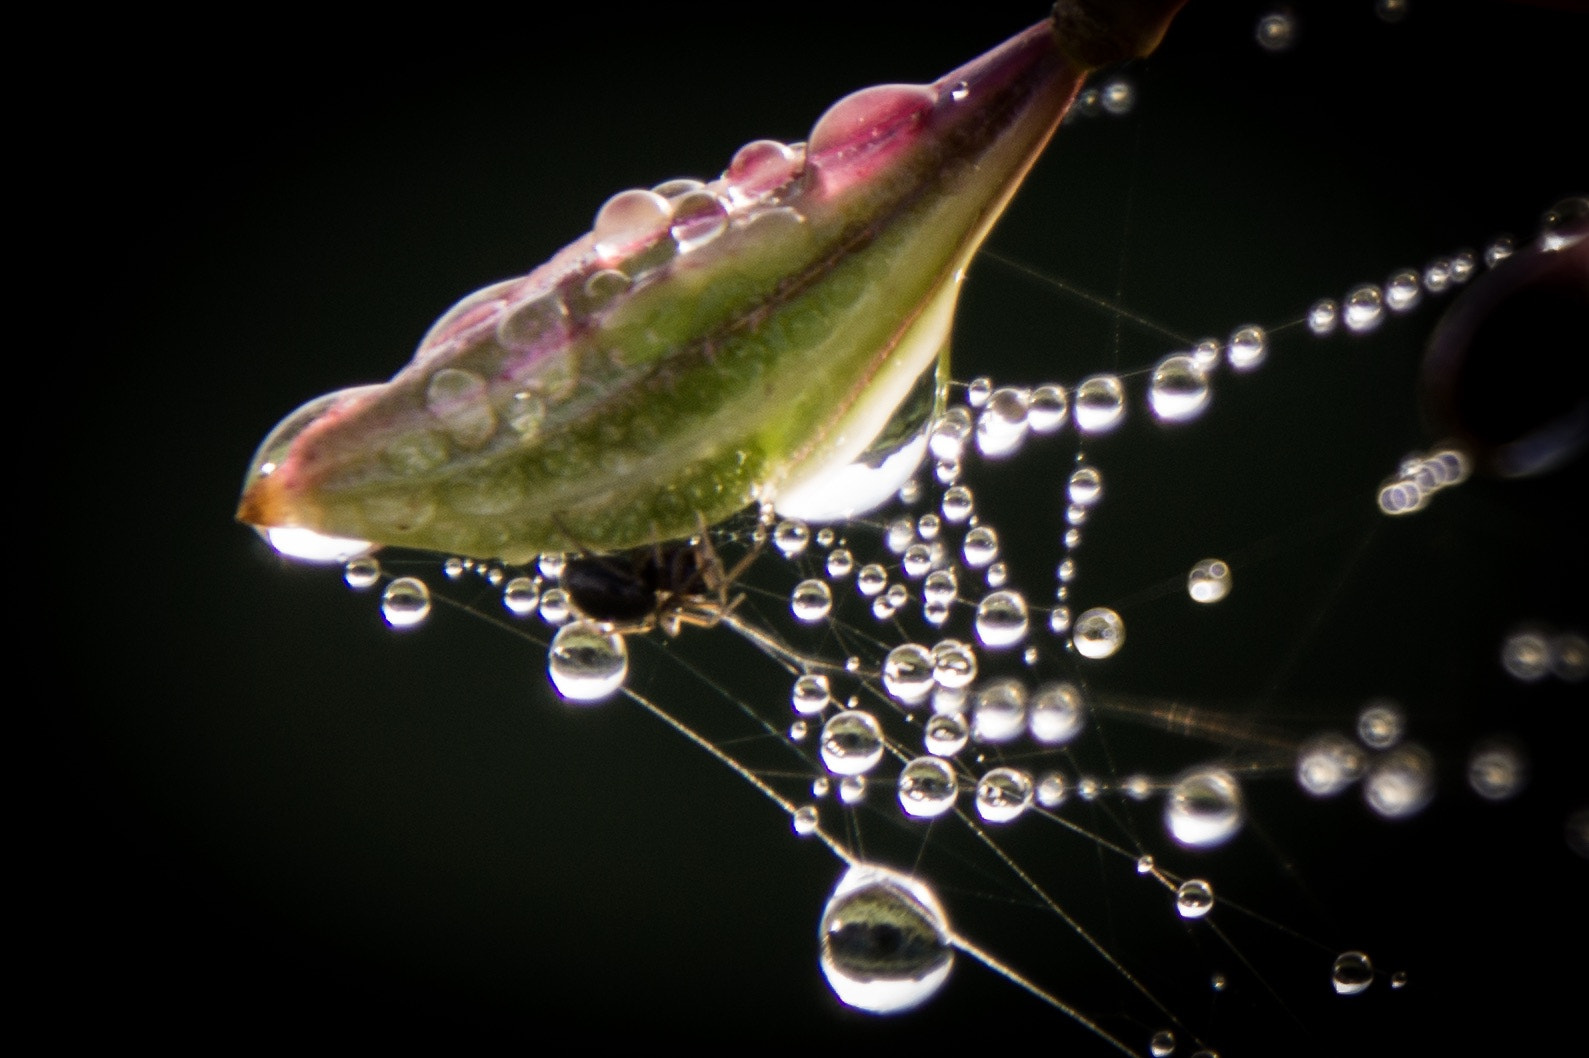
[[559, 516, 765, 638]]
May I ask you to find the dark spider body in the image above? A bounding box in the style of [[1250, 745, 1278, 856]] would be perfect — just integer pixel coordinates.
[[563, 545, 705, 627]]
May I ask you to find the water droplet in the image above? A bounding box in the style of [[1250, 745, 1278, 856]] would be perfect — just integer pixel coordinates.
[[1308, 298, 1339, 336], [884, 644, 936, 705], [1364, 744, 1435, 819], [1553, 631, 1589, 681], [1175, 878, 1215, 919], [1356, 700, 1405, 749], [898, 757, 960, 819], [1332, 951, 1375, 995], [1297, 732, 1366, 797], [928, 406, 973, 462], [343, 556, 380, 590], [970, 677, 1027, 743], [1067, 465, 1103, 507], [901, 543, 934, 579], [941, 485, 974, 523], [425, 367, 497, 449], [856, 564, 889, 597], [1074, 374, 1126, 433], [1485, 234, 1515, 267], [791, 579, 834, 622], [1027, 384, 1069, 433], [821, 710, 885, 776], [962, 526, 999, 569], [1375, 0, 1408, 23], [502, 576, 539, 616], [975, 766, 1034, 822], [932, 639, 978, 689], [1423, 257, 1453, 293], [792, 674, 831, 717], [1166, 768, 1244, 848], [819, 865, 954, 1014], [1072, 607, 1126, 659], [538, 587, 571, 626], [1048, 606, 1072, 636], [975, 590, 1030, 648], [1468, 740, 1527, 801], [839, 775, 867, 805], [1344, 284, 1386, 333], [924, 713, 969, 757], [1149, 1029, 1177, 1057], [1035, 771, 1068, 808], [774, 519, 811, 556], [381, 577, 432, 628], [1226, 324, 1267, 372], [1501, 626, 1551, 681], [1187, 558, 1232, 603], [547, 622, 628, 702], [1385, 269, 1422, 312], [1029, 681, 1086, 745], [1101, 78, 1134, 116], [792, 804, 819, 835], [668, 188, 729, 252], [826, 547, 855, 579], [975, 387, 1031, 458], [1255, 11, 1297, 51], [1149, 354, 1212, 422]]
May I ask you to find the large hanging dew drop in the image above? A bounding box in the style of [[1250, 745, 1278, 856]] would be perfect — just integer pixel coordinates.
[[1071, 607, 1125, 659], [1165, 768, 1245, 848], [547, 622, 629, 702], [818, 865, 954, 1015], [380, 577, 432, 628], [820, 710, 885, 776]]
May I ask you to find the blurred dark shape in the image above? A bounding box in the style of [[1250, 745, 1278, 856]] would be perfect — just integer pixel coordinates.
[[1420, 211, 1588, 478]]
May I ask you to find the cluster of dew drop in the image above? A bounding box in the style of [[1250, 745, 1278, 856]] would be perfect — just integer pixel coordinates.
[[257, 10, 1587, 1051]]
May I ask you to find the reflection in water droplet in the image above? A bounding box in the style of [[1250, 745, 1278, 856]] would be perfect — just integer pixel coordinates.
[[819, 864, 954, 1014], [1150, 1028, 1177, 1057], [547, 622, 628, 702], [792, 674, 831, 717], [971, 678, 1027, 743], [381, 577, 432, 628]]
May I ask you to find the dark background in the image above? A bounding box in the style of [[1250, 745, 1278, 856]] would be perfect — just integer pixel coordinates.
[[61, 1, 1584, 1052]]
